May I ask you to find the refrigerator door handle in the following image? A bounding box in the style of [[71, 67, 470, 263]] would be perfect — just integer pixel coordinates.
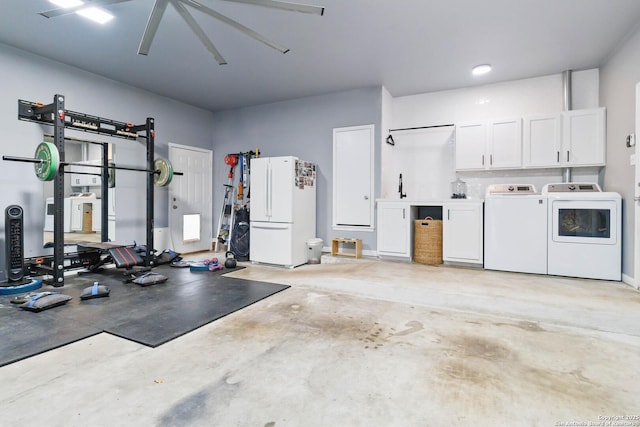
[[265, 163, 270, 218], [268, 164, 273, 217]]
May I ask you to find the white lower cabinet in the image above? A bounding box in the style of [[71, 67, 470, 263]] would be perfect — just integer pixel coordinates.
[[376, 202, 411, 258], [377, 201, 483, 265], [442, 202, 483, 264]]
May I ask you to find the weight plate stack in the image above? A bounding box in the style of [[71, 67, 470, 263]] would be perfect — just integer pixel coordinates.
[[34, 142, 59, 181], [154, 158, 173, 187]]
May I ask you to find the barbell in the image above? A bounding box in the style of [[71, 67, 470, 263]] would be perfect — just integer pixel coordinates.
[[3, 142, 181, 187]]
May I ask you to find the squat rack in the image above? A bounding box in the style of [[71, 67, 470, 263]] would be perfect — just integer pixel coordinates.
[[17, 94, 156, 287]]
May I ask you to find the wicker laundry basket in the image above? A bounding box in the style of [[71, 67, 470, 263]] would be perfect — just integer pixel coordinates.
[[414, 216, 443, 265]]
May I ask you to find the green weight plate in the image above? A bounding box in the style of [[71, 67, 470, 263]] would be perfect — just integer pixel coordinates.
[[34, 142, 59, 181], [154, 158, 173, 187]]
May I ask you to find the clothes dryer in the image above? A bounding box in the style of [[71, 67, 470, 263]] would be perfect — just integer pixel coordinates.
[[543, 183, 621, 281]]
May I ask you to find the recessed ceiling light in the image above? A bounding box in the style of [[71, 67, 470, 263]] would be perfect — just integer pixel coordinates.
[[472, 64, 492, 76], [76, 7, 114, 24]]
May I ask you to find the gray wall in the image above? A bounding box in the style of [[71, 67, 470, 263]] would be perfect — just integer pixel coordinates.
[[0, 43, 214, 279], [210, 87, 382, 252], [600, 25, 640, 280]]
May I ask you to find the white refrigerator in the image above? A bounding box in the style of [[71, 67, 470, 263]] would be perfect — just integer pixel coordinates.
[[250, 156, 317, 267]]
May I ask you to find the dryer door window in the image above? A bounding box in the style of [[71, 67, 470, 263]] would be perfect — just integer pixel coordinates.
[[558, 208, 610, 238], [551, 200, 617, 245]]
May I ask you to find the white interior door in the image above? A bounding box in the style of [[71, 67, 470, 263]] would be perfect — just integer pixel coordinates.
[[169, 144, 212, 254], [333, 124, 374, 228]]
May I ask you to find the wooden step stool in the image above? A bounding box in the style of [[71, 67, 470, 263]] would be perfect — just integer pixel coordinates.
[[331, 238, 362, 259]]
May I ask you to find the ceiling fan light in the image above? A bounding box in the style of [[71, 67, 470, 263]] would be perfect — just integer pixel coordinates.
[[49, 0, 84, 7], [472, 64, 492, 76], [76, 7, 114, 24]]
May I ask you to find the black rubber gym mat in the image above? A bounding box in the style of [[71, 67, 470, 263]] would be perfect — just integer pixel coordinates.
[[0, 266, 289, 367], [0, 302, 103, 367]]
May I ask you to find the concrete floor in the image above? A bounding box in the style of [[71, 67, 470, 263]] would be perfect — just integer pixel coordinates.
[[1, 254, 640, 426]]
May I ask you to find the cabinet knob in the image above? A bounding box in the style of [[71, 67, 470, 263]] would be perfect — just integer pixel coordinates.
[[364, 195, 369, 200]]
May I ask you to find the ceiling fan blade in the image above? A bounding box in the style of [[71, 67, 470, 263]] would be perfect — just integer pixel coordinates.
[[221, 0, 324, 16], [170, 0, 227, 65], [40, 0, 134, 18], [180, 0, 290, 54], [138, 0, 170, 55]]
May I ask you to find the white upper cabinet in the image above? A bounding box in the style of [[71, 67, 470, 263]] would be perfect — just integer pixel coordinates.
[[456, 118, 522, 170], [455, 121, 487, 170], [487, 117, 522, 169], [523, 113, 562, 167], [562, 107, 606, 167], [458, 108, 605, 171]]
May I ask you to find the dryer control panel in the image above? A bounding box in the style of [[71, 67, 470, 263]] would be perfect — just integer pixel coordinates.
[[543, 183, 601, 193]]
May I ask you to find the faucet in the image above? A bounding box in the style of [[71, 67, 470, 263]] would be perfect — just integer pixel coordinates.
[[398, 173, 407, 199]]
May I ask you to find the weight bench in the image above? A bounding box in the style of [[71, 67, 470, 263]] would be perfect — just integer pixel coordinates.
[[77, 242, 150, 281]]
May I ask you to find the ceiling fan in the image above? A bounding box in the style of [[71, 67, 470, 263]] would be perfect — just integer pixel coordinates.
[[39, 0, 325, 65]]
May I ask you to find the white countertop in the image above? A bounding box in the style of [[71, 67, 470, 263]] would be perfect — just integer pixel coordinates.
[[376, 198, 484, 204]]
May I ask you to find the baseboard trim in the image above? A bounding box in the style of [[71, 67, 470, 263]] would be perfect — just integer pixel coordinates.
[[622, 273, 639, 290]]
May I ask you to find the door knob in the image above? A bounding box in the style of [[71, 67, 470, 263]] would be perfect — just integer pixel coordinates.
[[173, 205, 178, 209]]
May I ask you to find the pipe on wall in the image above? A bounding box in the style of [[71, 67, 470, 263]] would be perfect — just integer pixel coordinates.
[[562, 70, 572, 183]]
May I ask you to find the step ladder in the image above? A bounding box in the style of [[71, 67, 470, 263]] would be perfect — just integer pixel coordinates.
[[215, 156, 238, 252], [214, 149, 260, 253]]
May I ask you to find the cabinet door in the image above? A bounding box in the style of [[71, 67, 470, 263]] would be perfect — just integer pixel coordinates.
[[443, 203, 483, 264], [562, 107, 606, 166], [455, 122, 487, 170], [377, 203, 410, 257], [487, 117, 522, 169], [523, 113, 562, 167], [70, 200, 83, 231]]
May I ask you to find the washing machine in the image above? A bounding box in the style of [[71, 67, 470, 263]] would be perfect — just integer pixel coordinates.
[[484, 184, 548, 274], [543, 183, 621, 281]]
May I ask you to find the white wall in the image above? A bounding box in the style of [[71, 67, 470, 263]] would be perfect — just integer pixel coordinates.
[[600, 24, 640, 282], [384, 71, 601, 200], [0, 43, 214, 279], [381, 87, 394, 200]]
